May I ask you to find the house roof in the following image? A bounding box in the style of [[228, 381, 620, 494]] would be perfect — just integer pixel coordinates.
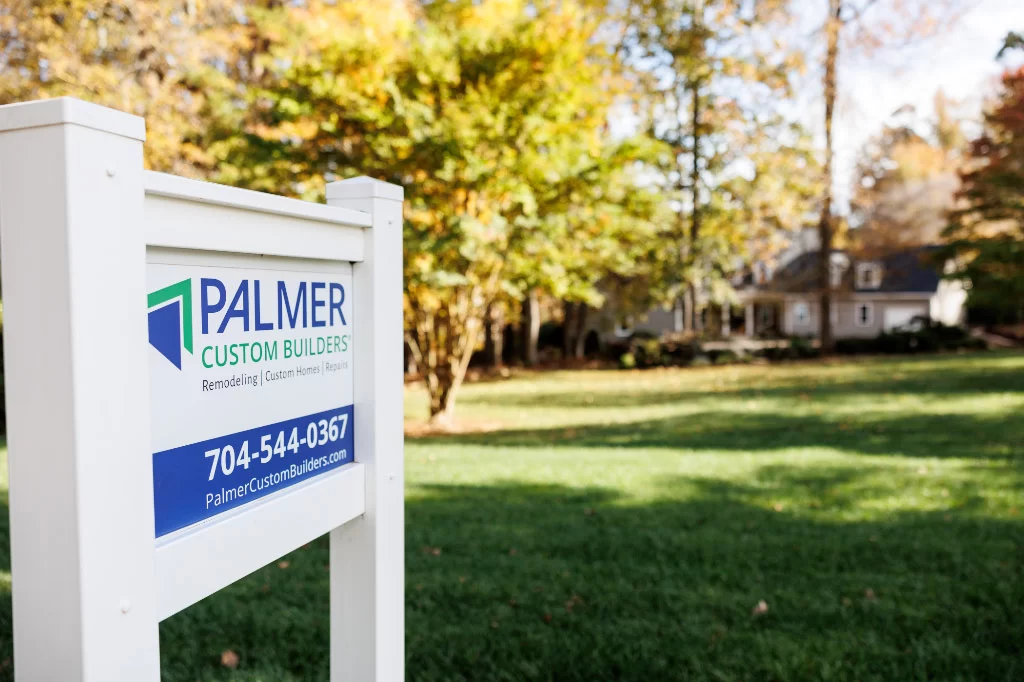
[[760, 246, 944, 294]]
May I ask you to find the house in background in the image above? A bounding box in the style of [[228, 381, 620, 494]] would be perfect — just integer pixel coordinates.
[[739, 244, 967, 339], [589, 230, 966, 343]]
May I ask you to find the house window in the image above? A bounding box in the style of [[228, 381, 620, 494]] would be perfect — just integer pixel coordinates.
[[855, 302, 874, 327], [856, 263, 882, 289], [793, 301, 810, 326]]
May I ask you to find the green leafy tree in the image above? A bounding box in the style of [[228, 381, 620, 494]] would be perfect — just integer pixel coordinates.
[[621, 0, 810, 333], [212, 0, 662, 423]]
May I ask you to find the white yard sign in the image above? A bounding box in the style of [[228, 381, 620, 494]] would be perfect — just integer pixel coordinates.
[[148, 262, 355, 539], [0, 98, 404, 681]]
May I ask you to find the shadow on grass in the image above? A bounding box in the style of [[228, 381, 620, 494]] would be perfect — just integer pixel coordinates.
[[403, 476, 1023, 682], [0, 473, 1016, 681], [418, 408, 1024, 461], [461, 354, 1024, 410]]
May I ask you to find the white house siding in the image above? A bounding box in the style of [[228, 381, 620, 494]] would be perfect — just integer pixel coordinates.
[[589, 305, 680, 341], [634, 307, 680, 336], [783, 297, 935, 339], [782, 298, 819, 336]]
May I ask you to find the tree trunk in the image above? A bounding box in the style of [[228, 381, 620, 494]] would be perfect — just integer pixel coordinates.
[[572, 303, 589, 359], [424, 322, 480, 427], [483, 304, 503, 369], [562, 301, 577, 359], [683, 290, 695, 335], [689, 78, 703, 334], [406, 300, 483, 427], [819, 0, 841, 354], [522, 290, 540, 366], [404, 336, 417, 376]]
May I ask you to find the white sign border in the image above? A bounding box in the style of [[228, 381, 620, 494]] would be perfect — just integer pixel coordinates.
[[0, 97, 405, 682]]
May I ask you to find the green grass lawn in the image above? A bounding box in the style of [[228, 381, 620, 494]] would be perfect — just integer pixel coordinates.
[[0, 352, 1023, 680]]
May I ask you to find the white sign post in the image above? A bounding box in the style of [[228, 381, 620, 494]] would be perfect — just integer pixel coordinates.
[[0, 97, 404, 681]]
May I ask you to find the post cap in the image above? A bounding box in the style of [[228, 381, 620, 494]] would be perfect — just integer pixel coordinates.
[[326, 176, 404, 202], [0, 97, 146, 141]]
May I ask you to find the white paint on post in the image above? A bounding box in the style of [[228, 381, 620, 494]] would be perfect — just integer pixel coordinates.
[[327, 178, 405, 682], [0, 97, 404, 682], [0, 98, 160, 680]]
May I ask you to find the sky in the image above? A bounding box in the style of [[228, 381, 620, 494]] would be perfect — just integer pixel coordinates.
[[831, 0, 1024, 208]]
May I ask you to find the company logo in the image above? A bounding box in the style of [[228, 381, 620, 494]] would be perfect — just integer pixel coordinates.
[[148, 279, 194, 370]]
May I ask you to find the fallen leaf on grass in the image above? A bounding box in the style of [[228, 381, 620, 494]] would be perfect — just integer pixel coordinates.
[[565, 594, 585, 613], [772, 503, 784, 512], [841, 597, 852, 607], [583, 508, 596, 516], [542, 613, 553, 624], [751, 600, 769, 616], [421, 546, 442, 556], [864, 588, 877, 601], [278, 560, 290, 569], [508, 548, 517, 556], [221, 650, 240, 669]]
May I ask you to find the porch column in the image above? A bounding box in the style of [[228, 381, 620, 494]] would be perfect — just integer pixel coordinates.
[[721, 305, 731, 338], [745, 302, 755, 338]]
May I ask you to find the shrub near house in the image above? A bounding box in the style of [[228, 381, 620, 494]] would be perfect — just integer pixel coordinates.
[[612, 320, 984, 370]]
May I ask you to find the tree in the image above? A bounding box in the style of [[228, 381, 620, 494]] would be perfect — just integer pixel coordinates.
[[812, 0, 960, 351], [0, 0, 265, 175], [943, 57, 1024, 324], [851, 93, 965, 255], [622, 0, 805, 333], [212, 0, 662, 423]]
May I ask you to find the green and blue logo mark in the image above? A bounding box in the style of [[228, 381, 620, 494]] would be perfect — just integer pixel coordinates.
[[148, 279, 193, 370]]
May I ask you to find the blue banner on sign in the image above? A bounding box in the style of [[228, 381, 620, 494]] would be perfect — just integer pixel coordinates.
[[153, 405, 355, 537]]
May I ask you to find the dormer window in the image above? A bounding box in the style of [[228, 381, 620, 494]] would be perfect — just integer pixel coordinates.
[[829, 264, 843, 289], [829, 253, 849, 289], [856, 262, 882, 290]]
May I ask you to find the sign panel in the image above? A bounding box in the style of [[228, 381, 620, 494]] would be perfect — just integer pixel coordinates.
[[147, 261, 355, 538]]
